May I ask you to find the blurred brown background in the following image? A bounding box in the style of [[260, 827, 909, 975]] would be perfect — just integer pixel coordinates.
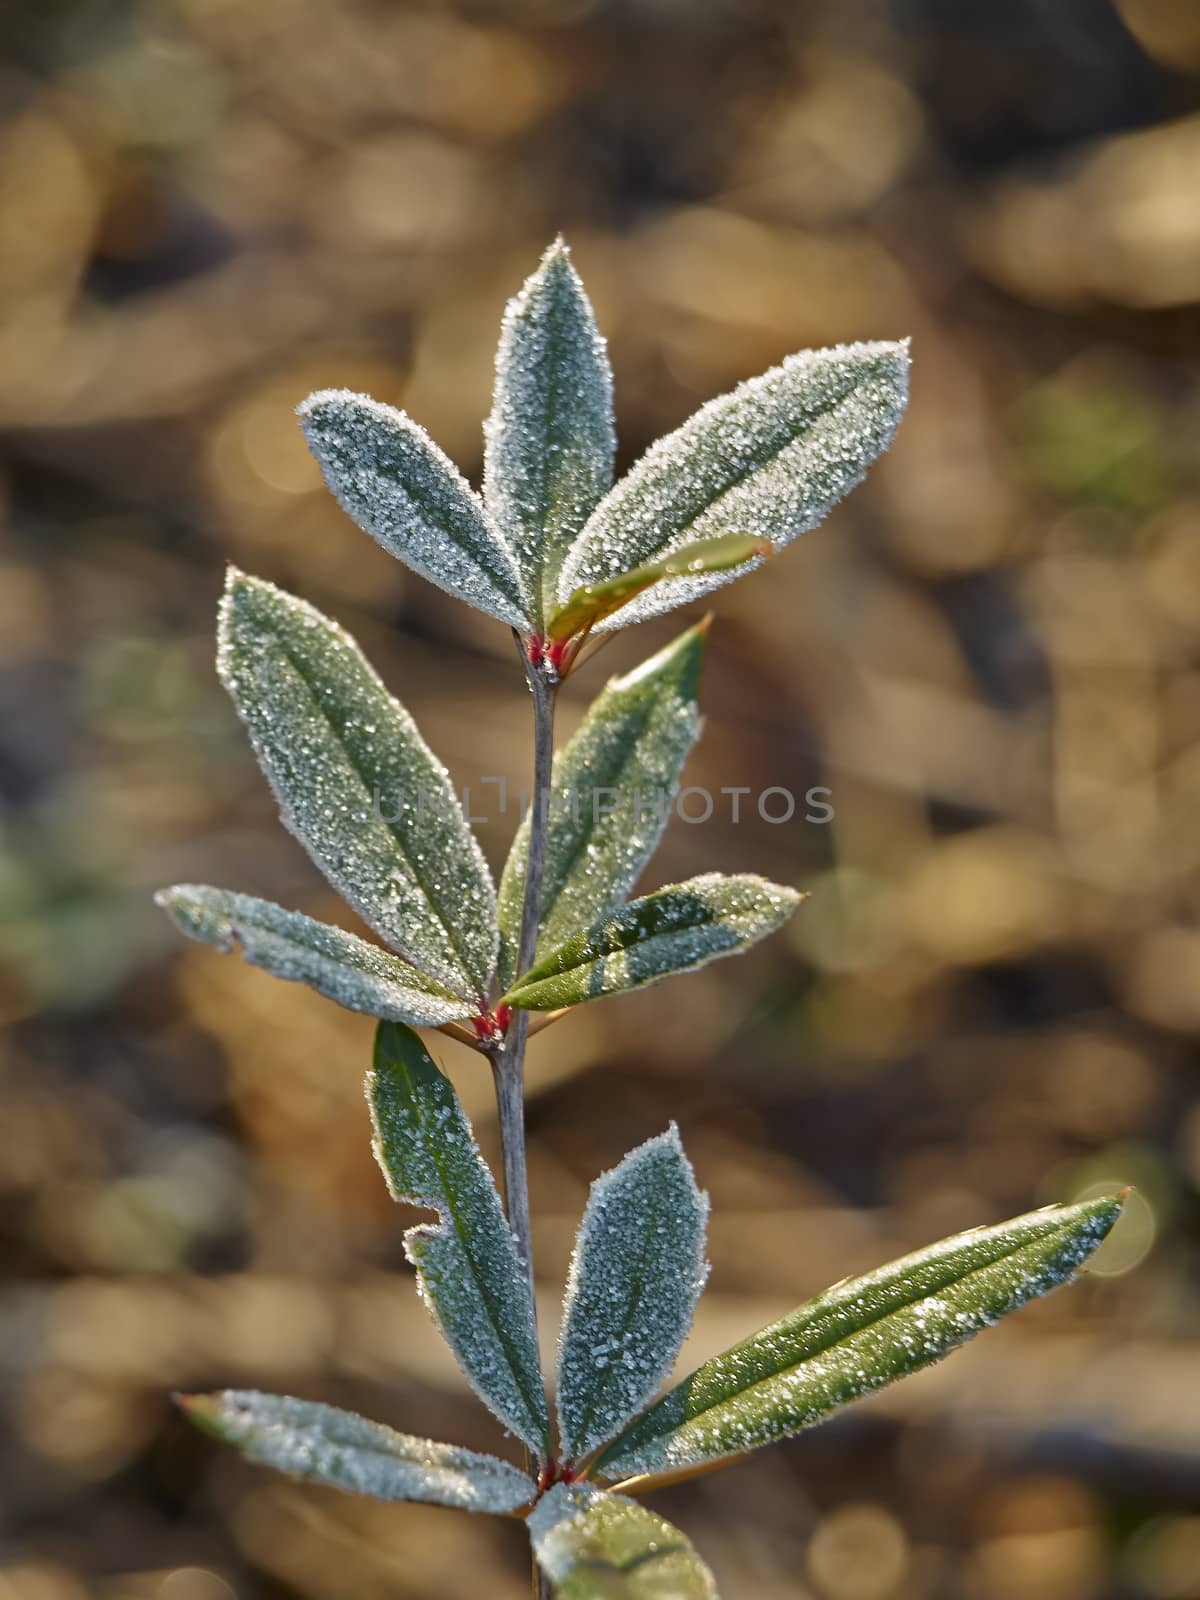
[[2, 1, 1200, 1596]]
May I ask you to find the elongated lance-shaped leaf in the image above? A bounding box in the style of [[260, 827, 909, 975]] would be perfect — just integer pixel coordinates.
[[503, 873, 801, 1012], [497, 624, 707, 991], [529, 1485, 718, 1600], [484, 239, 614, 627], [594, 1195, 1125, 1480], [156, 885, 473, 1027], [298, 389, 531, 630], [557, 340, 910, 632], [218, 570, 497, 999], [548, 535, 770, 646], [557, 1127, 709, 1461], [367, 1022, 550, 1455], [180, 1391, 536, 1513]]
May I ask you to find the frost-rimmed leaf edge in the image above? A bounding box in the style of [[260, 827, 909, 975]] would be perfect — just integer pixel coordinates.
[[180, 1390, 536, 1513], [556, 338, 911, 632], [557, 1125, 710, 1462], [217, 568, 500, 998], [594, 1193, 1125, 1480], [367, 1022, 550, 1455], [156, 884, 475, 1026], [298, 389, 532, 630], [483, 237, 615, 628]]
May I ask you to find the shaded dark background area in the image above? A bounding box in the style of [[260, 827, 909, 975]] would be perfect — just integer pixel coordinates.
[[2, 1, 1200, 1595]]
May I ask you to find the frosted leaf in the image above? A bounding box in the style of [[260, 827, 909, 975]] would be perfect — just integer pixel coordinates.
[[557, 340, 911, 631], [484, 239, 614, 627], [502, 873, 802, 1012], [156, 885, 473, 1027], [497, 623, 706, 991], [298, 390, 531, 630], [557, 1126, 709, 1460], [182, 1390, 535, 1514], [368, 1022, 550, 1455], [594, 1194, 1126, 1480], [218, 570, 498, 999], [529, 1484, 718, 1599]]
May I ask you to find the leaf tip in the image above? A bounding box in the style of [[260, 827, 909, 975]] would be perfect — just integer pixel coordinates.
[[295, 385, 351, 424], [611, 616, 710, 700], [879, 337, 913, 387], [295, 389, 418, 460], [176, 1391, 228, 1441], [217, 570, 283, 674], [1073, 1190, 1128, 1228], [219, 565, 270, 621]]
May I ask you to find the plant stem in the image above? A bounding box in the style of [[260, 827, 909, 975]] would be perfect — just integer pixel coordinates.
[[489, 658, 555, 1599], [492, 662, 554, 1304], [489, 1044, 536, 1302]]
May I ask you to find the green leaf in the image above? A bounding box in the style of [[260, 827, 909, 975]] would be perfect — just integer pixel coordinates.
[[593, 1195, 1125, 1480], [529, 1485, 718, 1600], [218, 570, 498, 1000], [180, 1390, 535, 1513], [497, 624, 707, 991], [298, 389, 531, 630], [502, 873, 801, 1012], [155, 885, 473, 1027], [367, 1022, 550, 1455], [557, 340, 910, 631], [547, 535, 770, 645], [557, 1127, 709, 1461], [484, 239, 614, 628]]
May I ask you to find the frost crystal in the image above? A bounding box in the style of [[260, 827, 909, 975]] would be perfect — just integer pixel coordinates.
[[484, 239, 615, 627], [557, 1125, 709, 1460], [298, 389, 531, 630], [367, 1023, 550, 1454], [157, 885, 475, 1026], [497, 621, 705, 989], [558, 339, 911, 630], [218, 570, 498, 999], [185, 1390, 535, 1513], [595, 1195, 1124, 1478], [504, 872, 802, 1011]]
